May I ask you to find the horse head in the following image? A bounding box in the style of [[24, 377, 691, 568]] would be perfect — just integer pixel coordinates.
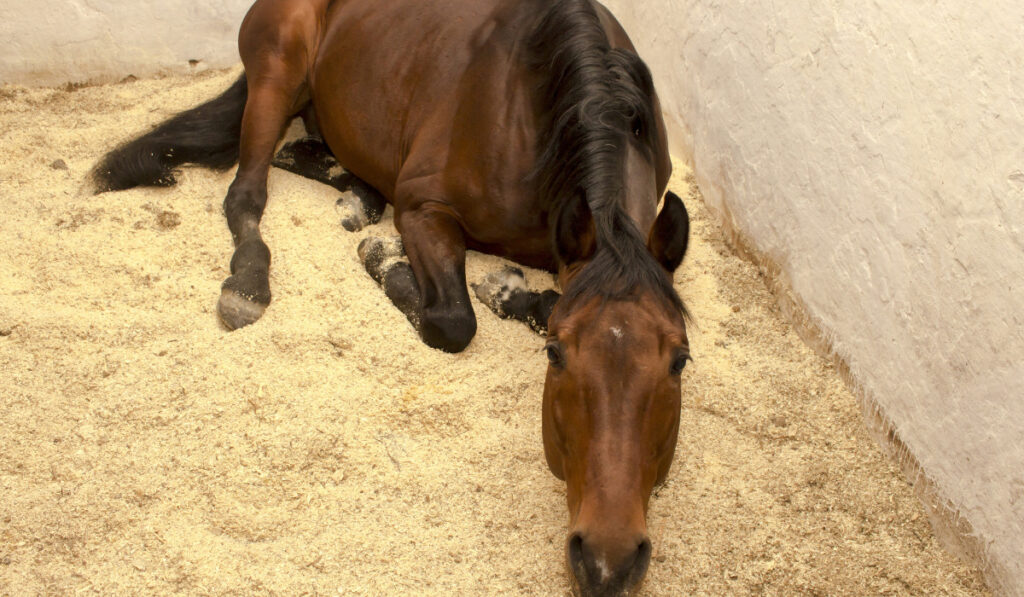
[[546, 191, 690, 596]]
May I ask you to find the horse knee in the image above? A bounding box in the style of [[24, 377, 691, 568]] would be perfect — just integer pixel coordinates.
[[421, 303, 476, 353]]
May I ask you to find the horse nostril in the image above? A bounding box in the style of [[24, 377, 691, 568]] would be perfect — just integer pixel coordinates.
[[632, 537, 652, 580], [567, 531, 586, 577]]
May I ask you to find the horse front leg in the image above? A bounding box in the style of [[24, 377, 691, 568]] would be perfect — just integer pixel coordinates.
[[359, 205, 477, 353], [473, 266, 560, 335]]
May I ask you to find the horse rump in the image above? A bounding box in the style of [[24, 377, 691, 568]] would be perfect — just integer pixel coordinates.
[[92, 74, 248, 193]]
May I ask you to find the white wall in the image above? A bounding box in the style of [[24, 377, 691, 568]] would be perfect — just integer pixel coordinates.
[[603, 1, 1024, 594], [3, 0, 1021, 593], [0, 0, 251, 85]]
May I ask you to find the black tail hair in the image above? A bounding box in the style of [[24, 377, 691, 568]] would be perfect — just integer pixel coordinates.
[[92, 74, 248, 193]]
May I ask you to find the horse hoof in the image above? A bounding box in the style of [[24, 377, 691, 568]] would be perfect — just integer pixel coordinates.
[[357, 235, 403, 262], [358, 235, 405, 283], [472, 266, 526, 314], [217, 289, 268, 330], [337, 194, 369, 232]]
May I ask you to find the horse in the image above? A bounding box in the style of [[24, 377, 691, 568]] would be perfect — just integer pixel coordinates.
[[93, 0, 692, 594]]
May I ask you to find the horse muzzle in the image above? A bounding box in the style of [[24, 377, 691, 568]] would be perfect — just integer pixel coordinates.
[[566, 528, 652, 597]]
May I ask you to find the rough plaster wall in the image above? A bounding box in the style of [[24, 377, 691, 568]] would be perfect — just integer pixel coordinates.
[[0, 0, 252, 85], [604, 1, 1024, 594]]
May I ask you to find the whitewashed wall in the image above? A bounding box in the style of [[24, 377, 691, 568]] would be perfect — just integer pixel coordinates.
[[3, 0, 1021, 594], [603, 1, 1024, 595], [0, 1, 251, 85]]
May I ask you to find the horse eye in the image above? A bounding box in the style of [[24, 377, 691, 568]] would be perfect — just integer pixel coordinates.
[[546, 343, 564, 368], [670, 352, 690, 376], [631, 117, 643, 138]]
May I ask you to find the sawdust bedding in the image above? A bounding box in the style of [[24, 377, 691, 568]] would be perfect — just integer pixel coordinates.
[[0, 68, 987, 595]]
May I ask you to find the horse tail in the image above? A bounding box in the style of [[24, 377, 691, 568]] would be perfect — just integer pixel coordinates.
[[92, 74, 248, 193]]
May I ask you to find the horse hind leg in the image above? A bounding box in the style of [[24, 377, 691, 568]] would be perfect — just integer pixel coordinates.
[[217, 77, 298, 330], [473, 267, 560, 335], [218, 1, 320, 330], [272, 135, 387, 232]]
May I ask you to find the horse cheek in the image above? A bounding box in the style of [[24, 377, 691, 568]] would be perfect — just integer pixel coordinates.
[[542, 375, 567, 480]]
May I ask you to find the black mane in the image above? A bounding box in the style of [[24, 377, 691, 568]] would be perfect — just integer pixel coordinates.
[[528, 0, 685, 316]]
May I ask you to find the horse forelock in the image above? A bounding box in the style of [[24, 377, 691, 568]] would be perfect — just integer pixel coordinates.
[[528, 0, 686, 319]]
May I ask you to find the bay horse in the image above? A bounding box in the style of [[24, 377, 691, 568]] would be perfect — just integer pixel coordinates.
[[94, 0, 692, 594]]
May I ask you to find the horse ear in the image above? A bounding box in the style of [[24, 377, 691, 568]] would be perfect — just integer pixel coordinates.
[[554, 194, 597, 266], [647, 190, 689, 272]]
